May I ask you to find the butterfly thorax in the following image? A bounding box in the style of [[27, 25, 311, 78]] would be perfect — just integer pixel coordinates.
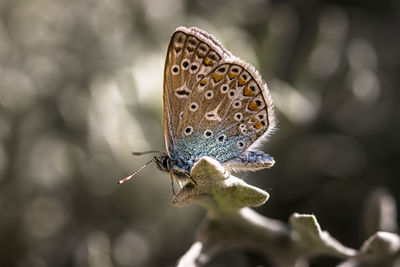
[[155, 154, 193, 179]]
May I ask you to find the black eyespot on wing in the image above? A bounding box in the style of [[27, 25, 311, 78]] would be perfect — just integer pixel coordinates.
[[177, 36, 183, 43], [177, 90, 190, 96], [205, 130, 212, 137], [210, 54, 217, 61]]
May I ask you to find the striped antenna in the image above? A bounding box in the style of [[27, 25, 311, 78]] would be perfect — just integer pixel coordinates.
[[118, 158, 156, 184]]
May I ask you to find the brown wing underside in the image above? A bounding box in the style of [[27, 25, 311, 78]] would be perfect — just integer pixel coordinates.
[[178, 62, 275, 151], [163, 27, 226, 153], [163, 27, 275, 156]]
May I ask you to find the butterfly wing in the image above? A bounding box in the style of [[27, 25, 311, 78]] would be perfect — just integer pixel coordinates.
[[176, 60, 276, 165], [164, 26, 276, 172], [163, 27, 228, 155]]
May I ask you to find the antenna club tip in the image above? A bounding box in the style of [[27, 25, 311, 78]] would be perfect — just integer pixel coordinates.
[[118, 157, 157, 184]]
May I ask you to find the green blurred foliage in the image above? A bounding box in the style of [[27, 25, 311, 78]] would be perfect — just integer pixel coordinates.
[[0, 0, 399, 266]]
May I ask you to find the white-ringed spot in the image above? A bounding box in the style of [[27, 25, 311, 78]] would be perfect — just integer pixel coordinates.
[[237, 141, 245, 148], [171, 65, 180, 75], [190, 63, 199, 73], [181, 59, 190, 70], [189, 102, 198, 112], [184, 126, 193, 136], [204, 130, 213, 138], [220, 84, 229, 94], [233, 100, 241, 108], [217, 135, 226, 142], [234, 112, 243, 121], [228, 90, 236, 99], [205, 90, 214, 99]]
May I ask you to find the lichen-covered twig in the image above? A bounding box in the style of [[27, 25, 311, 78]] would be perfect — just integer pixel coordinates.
[[174, 157, 400, 267]]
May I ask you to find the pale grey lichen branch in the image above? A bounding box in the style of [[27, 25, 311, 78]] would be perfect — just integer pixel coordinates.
[[174, 157, 400, 267]]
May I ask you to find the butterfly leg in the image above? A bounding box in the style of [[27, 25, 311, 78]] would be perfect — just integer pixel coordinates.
[[170, 174, 176, 195], [176, 173, 197, 187], [225, 151, 275, 171], [180, 171, 197, 186], [189, 175, 197, 186]]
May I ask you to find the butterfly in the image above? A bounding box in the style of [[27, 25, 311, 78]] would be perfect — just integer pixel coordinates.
[[119, 27, 276, 192]]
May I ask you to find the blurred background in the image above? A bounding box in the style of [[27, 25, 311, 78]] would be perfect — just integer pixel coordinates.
[[0, 0, 399, 266]]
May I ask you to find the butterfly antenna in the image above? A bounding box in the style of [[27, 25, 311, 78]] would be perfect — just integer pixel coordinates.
[[118, 158, 157, 184], [131, 150, 165, 156]]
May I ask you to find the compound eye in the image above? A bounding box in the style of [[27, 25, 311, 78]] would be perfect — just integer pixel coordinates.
[[162, 158, 170, 170]]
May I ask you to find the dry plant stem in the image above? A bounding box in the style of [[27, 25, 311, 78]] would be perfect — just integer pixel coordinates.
[[174, 157, 400, 267]]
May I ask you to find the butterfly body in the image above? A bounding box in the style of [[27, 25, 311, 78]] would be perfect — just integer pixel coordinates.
[[155, 154, 192, 179], [161, 26, 276, 183]]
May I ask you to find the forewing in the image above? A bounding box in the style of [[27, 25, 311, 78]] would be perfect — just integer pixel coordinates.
[[163, 27, 228, 154]]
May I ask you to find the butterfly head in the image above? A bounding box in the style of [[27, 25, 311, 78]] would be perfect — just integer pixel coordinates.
[[155, 154, 172, 172], [155, 154, 192, 179]]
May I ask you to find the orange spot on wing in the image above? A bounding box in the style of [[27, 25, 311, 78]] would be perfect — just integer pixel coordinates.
[[243, 87, 254, 96], [200, 79, 207, 85], [204, 58, 211, 66], [248, 101, 259, 111], [228, 72, 238, 79], [196, 51, 206, 58], [254, 122, 263, 129], [238, 77, 246, 86], [213, 73, 223, 82], [251, 117, 258, 122]]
